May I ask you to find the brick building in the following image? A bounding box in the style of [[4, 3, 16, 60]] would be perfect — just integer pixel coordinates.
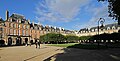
[[3, 10, 31, 45], [0, 10, 75, 45]]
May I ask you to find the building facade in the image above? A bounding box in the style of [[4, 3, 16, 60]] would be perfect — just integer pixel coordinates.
[[0, 10, 75, 45], [78, 23, 120, 36]]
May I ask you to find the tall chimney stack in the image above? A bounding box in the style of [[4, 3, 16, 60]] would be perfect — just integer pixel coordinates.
[[6, 10, 9, 21]]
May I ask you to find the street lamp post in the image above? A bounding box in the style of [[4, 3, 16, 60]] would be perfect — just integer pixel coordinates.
[[98, 18, 105, 49]]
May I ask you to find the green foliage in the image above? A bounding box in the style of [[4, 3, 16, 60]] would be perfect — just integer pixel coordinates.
[[88, 33, 120, 42], [65, 35, 79, 42], [79, 36, 91, 40], [98, 0, 120, 24], [40, 33, 65, 42], [40, 33, 80, 43], [47, 43, 78, 47], [40, 35, 46, 42]]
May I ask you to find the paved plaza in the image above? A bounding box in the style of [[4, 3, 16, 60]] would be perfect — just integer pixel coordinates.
[[0, 44, 120, 61], [0, 44, 64, 61]]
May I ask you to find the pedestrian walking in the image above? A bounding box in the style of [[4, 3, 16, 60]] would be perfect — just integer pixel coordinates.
[[38, 41, 40, 49], [35, 40, 38, 48], [30, 40, 33, 46]]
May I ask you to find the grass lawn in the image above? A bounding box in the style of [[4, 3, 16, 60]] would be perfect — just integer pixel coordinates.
[[67, 43, 107, 49], [47, 43, 78, 47], [47, 43, 107, 49]]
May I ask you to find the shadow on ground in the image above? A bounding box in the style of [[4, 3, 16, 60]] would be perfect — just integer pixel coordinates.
[[67, 43, 120, 50], [44, 43, 120, 61]]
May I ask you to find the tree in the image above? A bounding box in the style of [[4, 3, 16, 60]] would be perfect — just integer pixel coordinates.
[[39, 33, 65, 44], [65, 35, 79, 42], [79, 36, 91, 40], [98, 0, 120, 25]]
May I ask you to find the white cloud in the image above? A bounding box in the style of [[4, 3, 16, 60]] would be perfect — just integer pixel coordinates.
[[79, 2, 115, 29], [35, 0, 91, 22], [35, 0, 115, 30], [73, 2, 116, 30]]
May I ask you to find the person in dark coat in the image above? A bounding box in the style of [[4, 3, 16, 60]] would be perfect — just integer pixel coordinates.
[[38, 41, 40, 49], [30, 40, 33, 46], [35, 40, 37, 48]]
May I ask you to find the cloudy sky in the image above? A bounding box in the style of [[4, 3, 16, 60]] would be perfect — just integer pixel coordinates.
[[0, 0, 116, 30]]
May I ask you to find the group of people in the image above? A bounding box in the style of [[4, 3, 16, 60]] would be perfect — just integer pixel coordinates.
[[25, 40, 41, 49]]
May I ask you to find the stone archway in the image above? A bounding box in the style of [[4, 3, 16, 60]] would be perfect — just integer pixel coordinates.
[[8, 37, 12, 46]]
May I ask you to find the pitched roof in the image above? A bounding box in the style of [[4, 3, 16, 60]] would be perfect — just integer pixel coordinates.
[[79, 23, 120, 32], [10, 13, 25, 19]]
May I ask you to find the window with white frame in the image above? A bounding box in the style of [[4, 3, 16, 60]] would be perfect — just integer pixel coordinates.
[[18, 24, 20, 28], [10, 29, 13, 35], [10, 23, 13, 27], [22, 30, 25, 36], [18, 29, 20, 35], [26, 30, 29, 36], [13, 24, 16, 28], [14, 30, 16, 35], [14, 24, 16, 28]]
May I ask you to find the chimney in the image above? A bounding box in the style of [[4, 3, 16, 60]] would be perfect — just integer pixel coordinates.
[[6, 10, 9, 21]]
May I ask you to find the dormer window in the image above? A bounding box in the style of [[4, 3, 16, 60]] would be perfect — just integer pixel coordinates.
[[95, 29, 98, 31], [92, 29, 94, 32], [19, 20, 21, 23], [35, 27, 37, 30], [39, 27, 41, 30], [112, 26, 115, 30], [118, 27, 120, 30], [10, 18, 12, 22], [107, 27, 110, 30]]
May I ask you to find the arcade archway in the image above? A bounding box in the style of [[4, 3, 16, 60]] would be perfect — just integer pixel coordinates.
[[16, 36, 22, 45], [8, 37, 12, 46]]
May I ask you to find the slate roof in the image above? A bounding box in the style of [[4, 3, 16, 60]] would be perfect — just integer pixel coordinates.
[[79, 23, 120, 32], [10, 13, 25, 19], [9, 13, 30, 24]]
